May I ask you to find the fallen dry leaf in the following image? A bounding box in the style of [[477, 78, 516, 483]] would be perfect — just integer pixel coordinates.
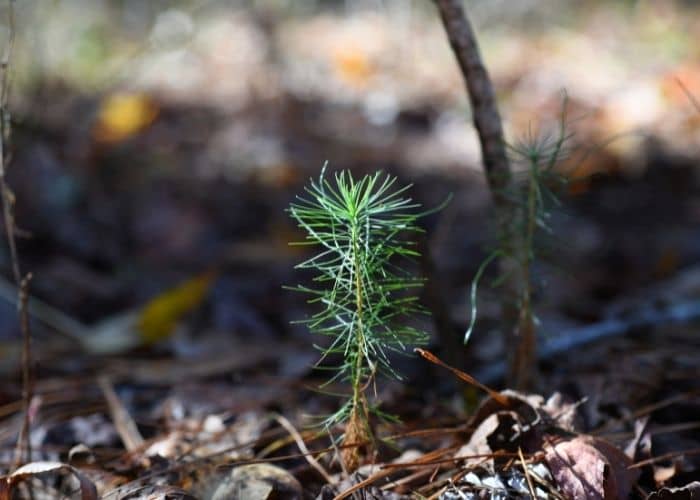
[[545, 435, 639, 500], [2, 461, 98, 500], [192, 463, 302, 500]]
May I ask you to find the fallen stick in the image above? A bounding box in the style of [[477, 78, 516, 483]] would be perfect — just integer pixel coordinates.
[[475, 299, 700, 385], [0, 275, 89, 344], [98, 375, 144, 452]]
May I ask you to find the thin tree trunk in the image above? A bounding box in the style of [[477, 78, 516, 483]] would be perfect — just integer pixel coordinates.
[[432, 0, 535, 389], [432, 0, 510, 190]]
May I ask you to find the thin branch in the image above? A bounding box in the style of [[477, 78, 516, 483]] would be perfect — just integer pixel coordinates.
[[1, 0, 34, 468], [16, 274, 32, 465], [0, 274, 90, 344], [629, 446, 700, 469], [518, 447, 537, 499], [676, 77, 700, 114], [414, 348, 509, 406], [0, 0, 18, 284], [274, 414, 335, 485], [476, 299, 700, 385], [98, 376, 144, 452]]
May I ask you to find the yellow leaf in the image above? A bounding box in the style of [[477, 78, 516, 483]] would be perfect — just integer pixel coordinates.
[[137, 272, 215, 344], [93, 92, 158, 143]]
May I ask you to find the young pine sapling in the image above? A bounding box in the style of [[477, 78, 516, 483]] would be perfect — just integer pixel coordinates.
[[466, 98, 573, 388], [288, 165, 429, 470]]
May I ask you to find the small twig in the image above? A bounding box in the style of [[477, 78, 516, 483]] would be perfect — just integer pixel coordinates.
[[384, 450, 517, 469], [380, 467, 433, 491], [414, 348, 509, 406], [475, 300, 700, 384], [676, 77, 700, 114], [98, 376, 144, 452], [273, 414, 335, 485], [15, 274, 32, 466], [0, 0, 18, 284], [594, 389, 700, 435], [326, 425, 349, 478], [518, 447, 537, 498], [333, 446, 457, 500], [647, 420, 700, 438], [0, 274, 90, 344], [1, 0, 33, 469], [444, 479, 470, 500], [628, 446, 700, 469]]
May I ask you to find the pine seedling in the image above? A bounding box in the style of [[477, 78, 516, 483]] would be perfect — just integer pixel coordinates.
[[466, 96, 573, 387], [288, 164, 428, 470]]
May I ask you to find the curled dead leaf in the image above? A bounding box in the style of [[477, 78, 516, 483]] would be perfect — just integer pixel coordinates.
[[2, 461, 97, 500], [545, 435, 639, 500]]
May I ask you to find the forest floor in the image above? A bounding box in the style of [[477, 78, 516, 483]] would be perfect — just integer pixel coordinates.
[[1, 2, 700, 498]]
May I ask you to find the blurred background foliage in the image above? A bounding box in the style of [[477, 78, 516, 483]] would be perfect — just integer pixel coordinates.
[[7, 0, 699, 153]]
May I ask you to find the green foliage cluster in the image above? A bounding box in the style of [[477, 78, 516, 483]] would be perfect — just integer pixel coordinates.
[[288, 164, 428, 433]]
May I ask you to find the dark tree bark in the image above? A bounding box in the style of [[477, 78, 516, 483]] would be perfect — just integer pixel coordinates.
[[432, 0, 536, 389]]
